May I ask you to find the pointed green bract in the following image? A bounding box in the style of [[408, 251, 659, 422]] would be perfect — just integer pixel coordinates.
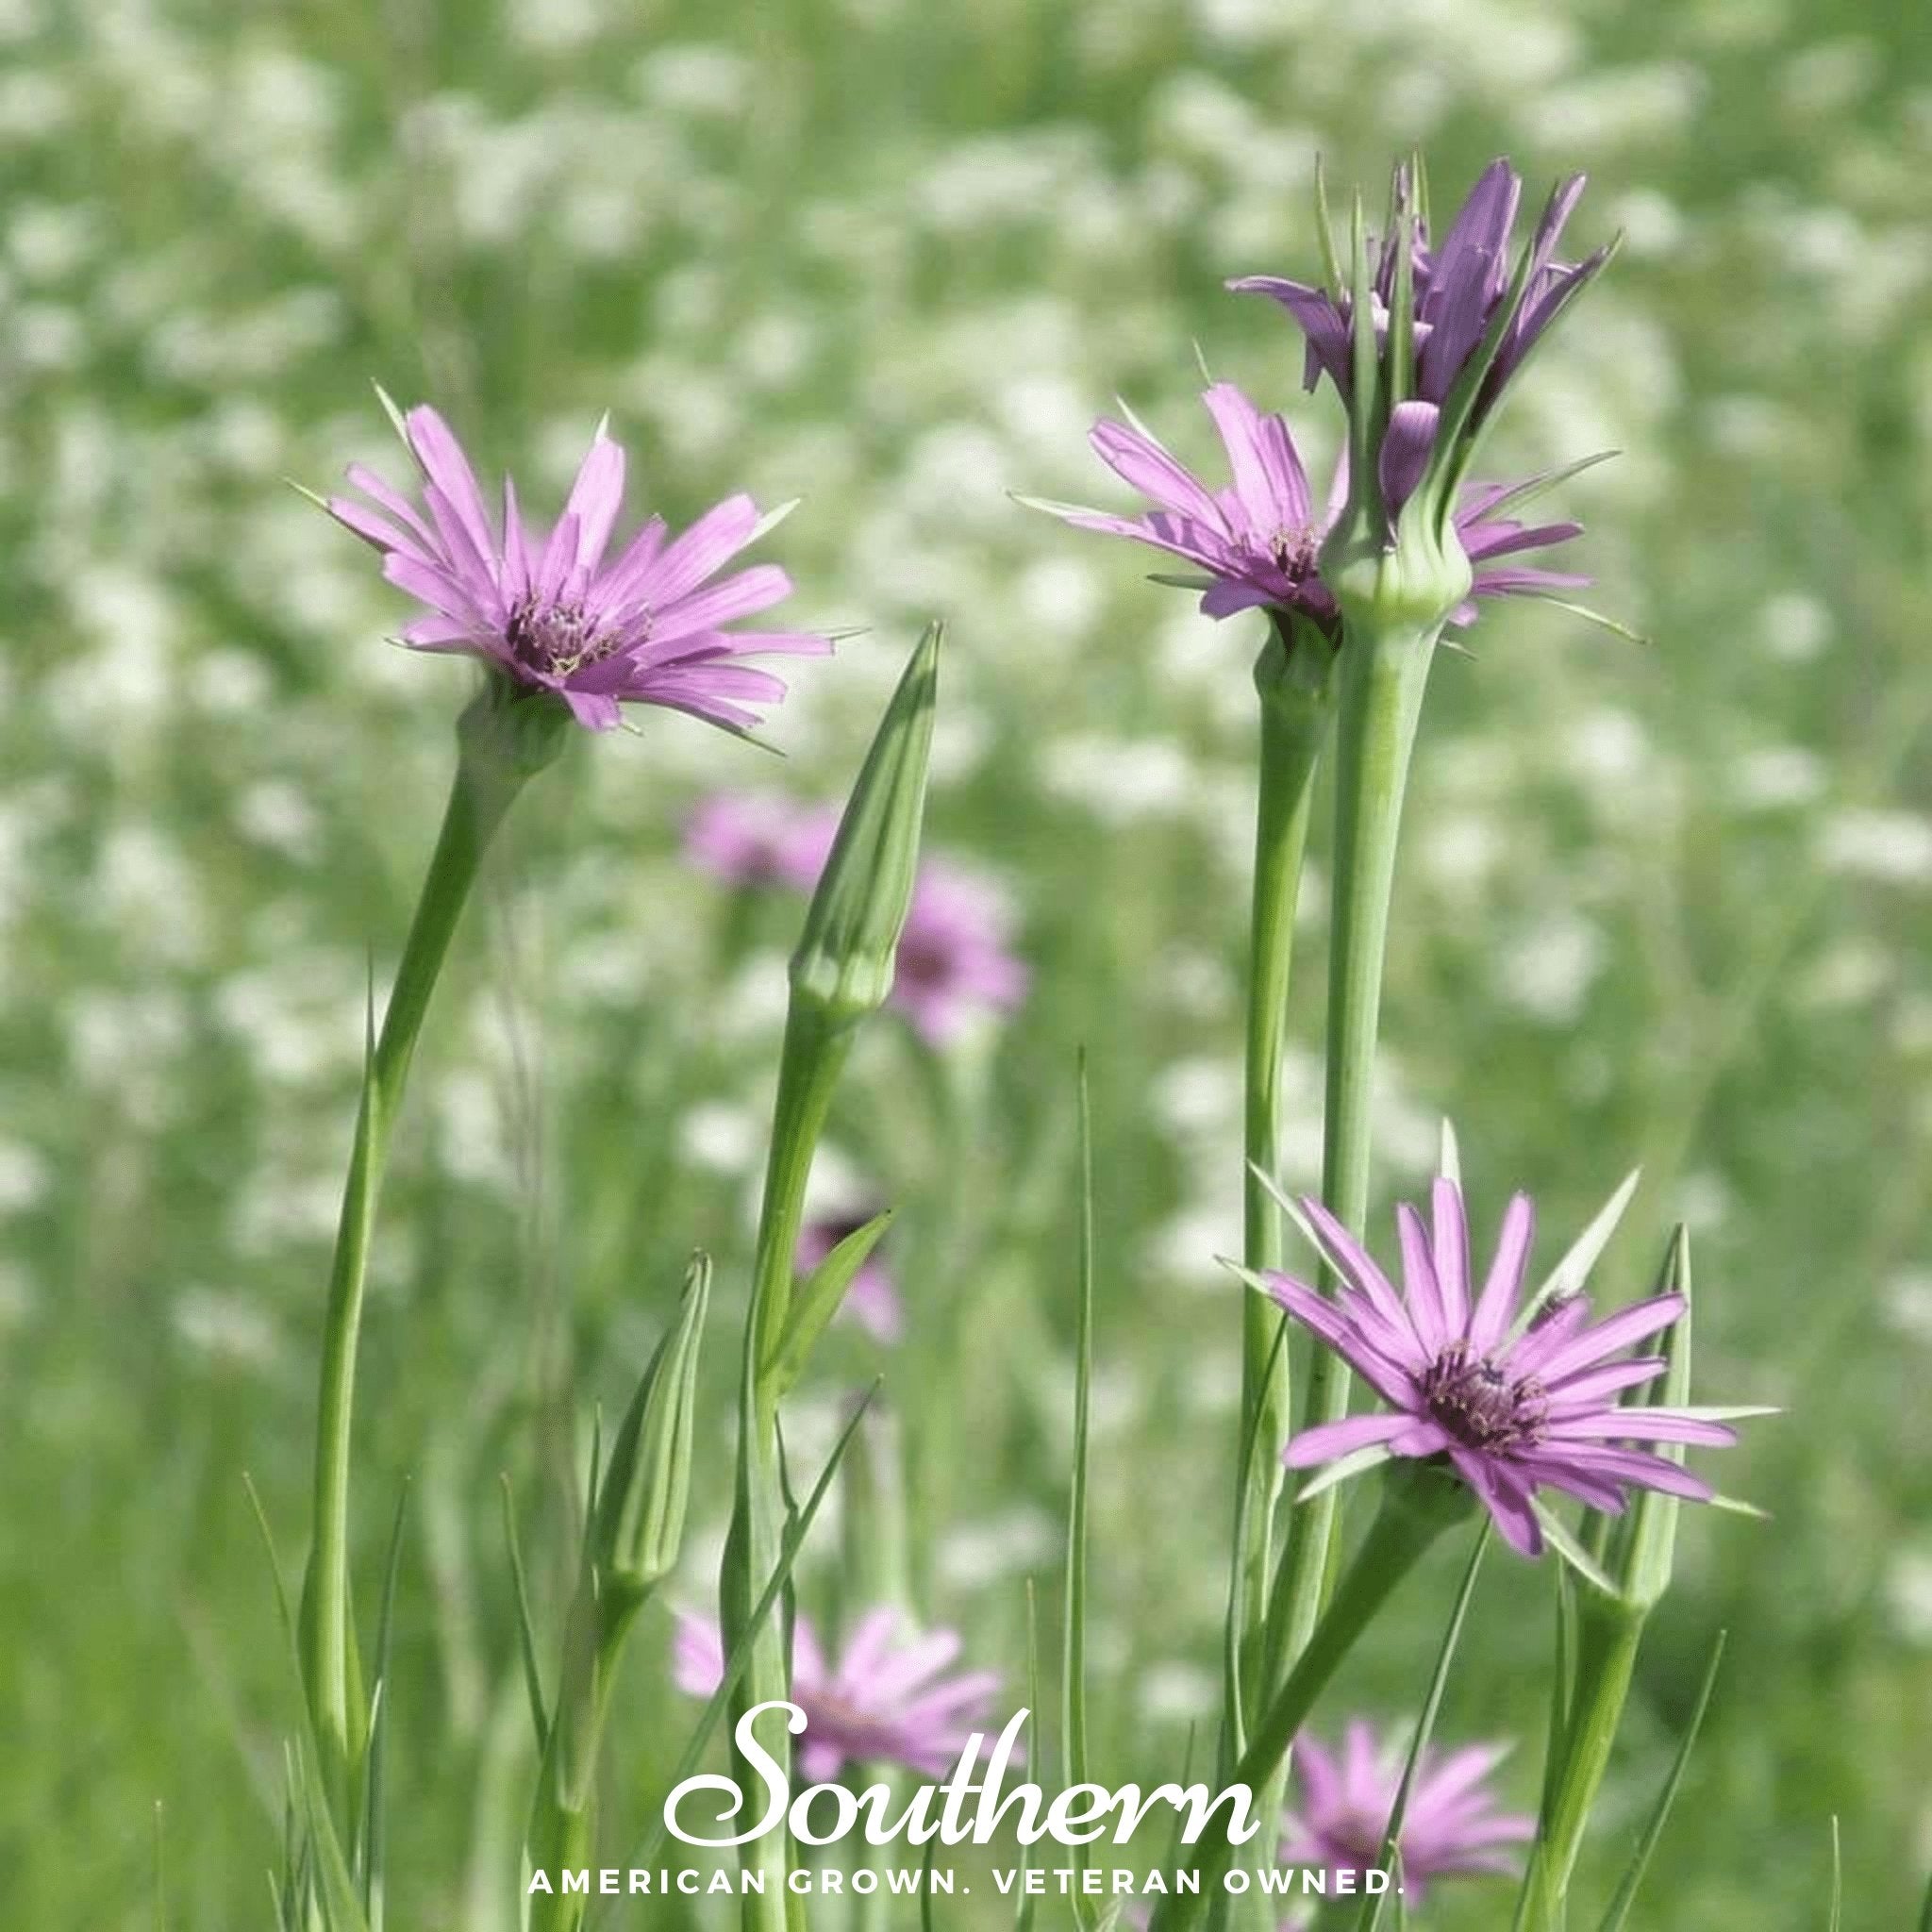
[[791, 622, 941, 1031], [594, 1254, 710, 1602], [764, 1209, 895, 1396]]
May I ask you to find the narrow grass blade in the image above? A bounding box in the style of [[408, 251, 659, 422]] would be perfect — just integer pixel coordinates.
[[1539, 1560, 1578, 1829], [241, 1475, 370, 1932], [1594, 1629, 1726, 1932], [1223, 1320, 1289, 1759], [360, 1481, 410, 1932], [1015, 1579, 1042, 1932], [1828, 1817, 1841, 1932], [1357, 1524, 1491, 1930], [499, 1474, 549, 1753], [152, 1801, 168, 1932], [1062, 1055, 1096, 1921]]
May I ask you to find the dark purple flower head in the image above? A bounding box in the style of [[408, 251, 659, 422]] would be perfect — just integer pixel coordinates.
[[797, 1209, 903, 1344], [1029, 384, 1586, 636], [1284, 1721, 1534, 1902], [327, 396, 830, 733], [674, 1608, 1000, 1781], [1265, 1174, 1746, 1557], [1232, 159, 1608, 444], [683, 794, 1029, 1042]]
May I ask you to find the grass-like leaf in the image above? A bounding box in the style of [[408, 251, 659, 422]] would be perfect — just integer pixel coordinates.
[[1063, 1055, 1096, 1922], [1594, 1629, 1726, 1932], [1356, 1523, 1491, 1930], [359, 1480, 410, 1932], [1015, 1580, 1043, 1932], [1828, 1816, 1842, 1932], [241, 1474, 370, 1932], [499, 1474, 549, 1754]]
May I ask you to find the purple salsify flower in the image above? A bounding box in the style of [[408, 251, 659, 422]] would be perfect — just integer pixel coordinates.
[[1231, 158, 1610, 445], [891, 860, 1030, 1045], [683, 795, 1029, 1041], [684, 792, 841, 890], [797, 1209, 904, 1344], [327, 397, 830, 733], [674, 1608, 1001, 1781], [1265, 1175, 1743, 1557], [1031, 383, 1587, 632], [1283, 1720, 1534, 1902]]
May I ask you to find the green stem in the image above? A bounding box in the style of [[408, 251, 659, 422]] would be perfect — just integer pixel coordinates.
[[1154, 1471, 1472, 1932], [526, 1583, 628, 1932], [1266, 622, 1438, 1690], [1230, 628, 1333, 1912], [1515, 1605, 1642, 1930], [299, 685, 556, 1790], [723, 1008, 852, 1932]]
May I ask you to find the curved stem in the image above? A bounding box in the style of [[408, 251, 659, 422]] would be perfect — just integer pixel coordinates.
[[1155, 1471, 1470, 1932], [1267, 623, 1438, 1690], [299, 697, 540, 1790]]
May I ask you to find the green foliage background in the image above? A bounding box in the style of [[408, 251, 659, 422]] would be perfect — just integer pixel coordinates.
[[3, 0, 1930, 1923]]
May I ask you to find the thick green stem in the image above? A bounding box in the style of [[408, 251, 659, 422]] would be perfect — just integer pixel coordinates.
[[1516, 1605, 1643, 1930], [1229, 629, 1333, 1921], [299, 684, 558, 1790], [723, 1008, 852, 1932], [1265, 624, 1438, 1694], [1154, 1471, 1471, 1932], [525, 1583, 632, 1932]]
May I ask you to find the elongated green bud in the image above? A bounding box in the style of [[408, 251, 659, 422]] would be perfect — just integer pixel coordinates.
[[592, 1254, 710, 1609], [789, 623, 941, 1029]]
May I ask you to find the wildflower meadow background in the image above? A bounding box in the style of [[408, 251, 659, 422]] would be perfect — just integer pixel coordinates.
[[5, 0, 1931, 1924]]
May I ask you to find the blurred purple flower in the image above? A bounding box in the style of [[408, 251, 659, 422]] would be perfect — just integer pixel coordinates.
[[1266, 1175, 1743, 1557], [1030, 384, 1585, 632], [327, 399, 829, 732], [685, 792, 839, 889], [891, 860, 1030, 1044], [1232, 158, 1609, 432], [797, 1210, 904, 1344], [683, 796, 1028, 1041], [1284, 1720, 1534, 1900], [674, 1608, 1000, 1780]]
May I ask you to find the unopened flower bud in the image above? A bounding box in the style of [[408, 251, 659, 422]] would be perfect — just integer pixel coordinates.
[[790, 625, 940, 1030], [591, 1254, 709, 1607]]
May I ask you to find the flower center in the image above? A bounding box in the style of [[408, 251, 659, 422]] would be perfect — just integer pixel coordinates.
[[802, 1690, 903, 1763], [505, 598, 633, 680], [1419, 1342, 1546, 1452], [895, 930, 953, 991], [1267, 525, 1321, 584], [1323, 1809, 1389, 1873]]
